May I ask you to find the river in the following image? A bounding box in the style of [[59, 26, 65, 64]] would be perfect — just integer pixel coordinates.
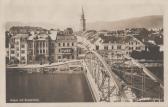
[[6, 71, 94, 102]]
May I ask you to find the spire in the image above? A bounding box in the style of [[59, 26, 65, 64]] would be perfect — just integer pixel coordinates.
[[81, 6, 85, 19], [80, 6, 86, 31]]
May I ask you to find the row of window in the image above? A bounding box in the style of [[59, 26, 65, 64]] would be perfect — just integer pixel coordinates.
[[10, 44, 25, 49], [129, 41, 139, 45], [36, 41, 48, 48], [58, 55, 74, 59], [96, 45, 123, 50], [96, 45, 142, 51], [11, 42, 75, 49], [10, 50, 25, 54], [58, 42, 74, 47], [129, 47, 141, 50], [37, 49, 48, 54]]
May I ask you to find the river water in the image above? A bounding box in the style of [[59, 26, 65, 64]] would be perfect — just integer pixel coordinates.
[[6, 71, 94, 102]]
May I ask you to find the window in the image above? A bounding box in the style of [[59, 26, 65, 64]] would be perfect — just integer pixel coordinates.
[[52, 43, 55, 47], [43, 42, 45, 47], [43, 49, 45, 53], [72, 42, 74, 46], [40, 49, 42, 54], [28, 43, 32, 48], [21, 50, 25, 54], [67, 43, 69, 46], [63, 43, 65, 46], [21, 56, 25, 60], [129, 47, 131, 50], [16, 47, 19, 51], [58, 43, 61, 46], [111, 45, 113, 49], [96, 45, 99, 50], [40, 42, 42, 48], [21, 44, 25, 48], [16, 41, 19, 45], [11, 44, 14, 48], [11, 50, 15, 54], [36, 42, 38, 47], [136, 47, 140, 50], [17, 53, 19, 57], [63, 55, 66, 59], [29, 56, 32, 61], [58, 56, 61, 59], [104, 46, 108, 50], [28, 50, 32, 54], [117, 45, 121, 49]]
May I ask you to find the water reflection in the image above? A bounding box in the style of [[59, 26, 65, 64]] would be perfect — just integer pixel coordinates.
[[6, 71, 94, 102]]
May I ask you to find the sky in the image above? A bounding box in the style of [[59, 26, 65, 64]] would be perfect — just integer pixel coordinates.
[[2, 0, 163, 30]]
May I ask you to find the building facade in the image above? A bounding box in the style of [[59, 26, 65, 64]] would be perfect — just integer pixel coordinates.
[[7, 28, 78, 65], [55, 31, 77, 62], [27, 34, 51, 64], [94, 32, 145, 62], [8, 34, 29, 64]]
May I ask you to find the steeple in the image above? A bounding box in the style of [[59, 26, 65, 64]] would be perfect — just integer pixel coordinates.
[[80, 7, 86, 31]]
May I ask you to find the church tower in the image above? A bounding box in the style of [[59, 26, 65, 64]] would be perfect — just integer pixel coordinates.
[[80, 7, 86, 31]]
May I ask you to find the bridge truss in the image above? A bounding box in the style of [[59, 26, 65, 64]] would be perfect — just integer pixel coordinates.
[[76, 34, 164, 102]]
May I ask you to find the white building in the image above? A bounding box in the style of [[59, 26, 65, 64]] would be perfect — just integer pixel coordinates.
[[94, 33, 145, 62], [8, 34, 29, 64], [55, 34, 77, 62]]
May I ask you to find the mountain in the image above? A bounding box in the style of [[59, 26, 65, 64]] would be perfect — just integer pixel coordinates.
[[87, 15, 163, 31], [5, 22, 57, 31]]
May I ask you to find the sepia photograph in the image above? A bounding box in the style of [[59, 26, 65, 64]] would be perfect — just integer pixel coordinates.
[[1, 0, 167, 106]]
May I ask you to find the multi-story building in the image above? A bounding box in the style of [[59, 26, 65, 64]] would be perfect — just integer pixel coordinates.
[[94, 33, 145, 62], [27, 33, 52, 64], [7, 28, 78, 65], [8, 34, 29, 64], [55, 30, 77, 62]]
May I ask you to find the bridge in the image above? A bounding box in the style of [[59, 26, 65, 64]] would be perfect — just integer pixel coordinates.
[[7, 33, 164, 102]]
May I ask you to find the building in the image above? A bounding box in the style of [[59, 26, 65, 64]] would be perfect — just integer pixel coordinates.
[[80, 7, 86, 31], [55, 29, 77, 62], [7, 28, 78, 65], [94, 32, 145, 62], [27, 33, 52, 64], [8, 34, 29, 64]]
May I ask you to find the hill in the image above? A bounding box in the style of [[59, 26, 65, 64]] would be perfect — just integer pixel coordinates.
[[87, 15, 163, 31]]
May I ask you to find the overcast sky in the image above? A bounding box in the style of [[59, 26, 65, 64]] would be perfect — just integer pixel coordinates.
[[2, 0, 163, 30]]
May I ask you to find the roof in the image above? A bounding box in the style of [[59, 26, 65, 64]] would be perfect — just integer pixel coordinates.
[[12, 34, 29, 39], [56, 34, 77, 41], [99, 35, 133, 44], [27, 33, 50, 40], [49, 34, 57, 40]]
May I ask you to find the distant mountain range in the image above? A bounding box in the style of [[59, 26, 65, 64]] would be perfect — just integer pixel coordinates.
[[87, 15, 163, 31]]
